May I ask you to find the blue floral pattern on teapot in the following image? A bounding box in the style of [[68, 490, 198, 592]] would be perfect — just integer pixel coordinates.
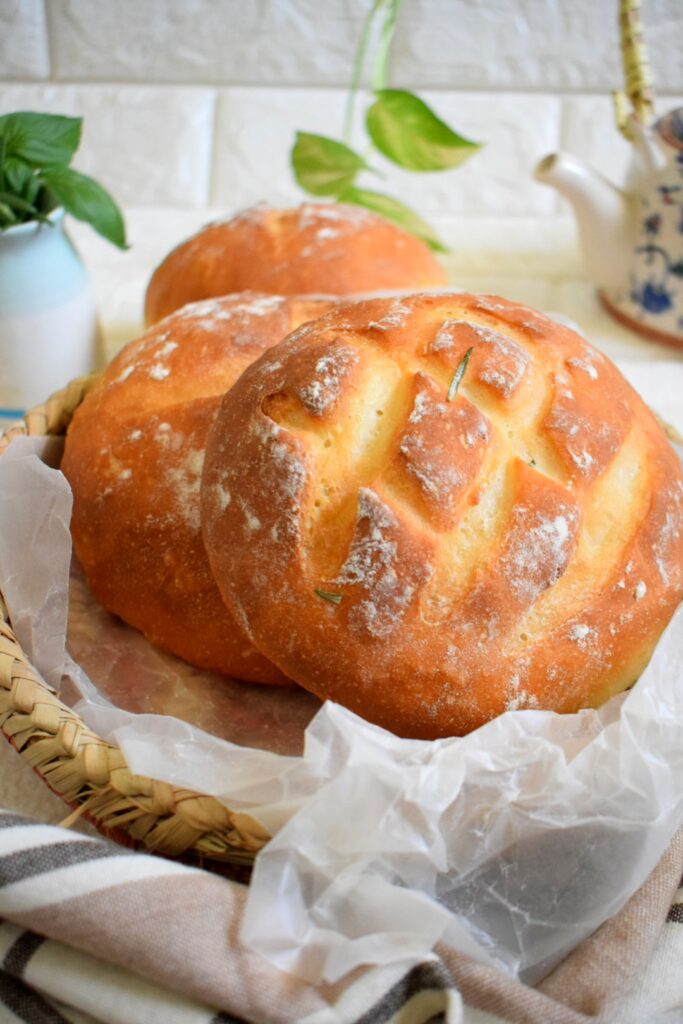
[[630, 110, 683, 332], [536, 107, 683, 347]]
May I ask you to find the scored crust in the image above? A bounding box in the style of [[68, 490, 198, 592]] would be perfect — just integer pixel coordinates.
[[201, 292, 683, 736], [62, 292, 334, 683], [144, 202, 448, 324]]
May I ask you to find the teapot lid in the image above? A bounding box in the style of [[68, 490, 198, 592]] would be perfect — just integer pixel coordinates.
[[655, 108, 683, 151]]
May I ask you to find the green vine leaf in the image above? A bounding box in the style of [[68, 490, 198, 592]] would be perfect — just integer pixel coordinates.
[[290, 2, 481, 251], [369, 0, 403, 91], [338, 186, 448, 251], [38, 166, 128, 249], [366, 89, 481, 171], [0, 112, 82, 167], [291, 132, 368, 197]]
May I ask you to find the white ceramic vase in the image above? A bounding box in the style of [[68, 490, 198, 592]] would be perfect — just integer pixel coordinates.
[[0, 208, 102, 418]]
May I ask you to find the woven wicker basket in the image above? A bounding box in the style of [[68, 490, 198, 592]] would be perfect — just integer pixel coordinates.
[[3, 374, 680, 869], [0, 376, 269, 866]]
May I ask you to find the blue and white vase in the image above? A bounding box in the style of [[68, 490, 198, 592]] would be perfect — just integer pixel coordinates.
[[0, 208, 102, 419]]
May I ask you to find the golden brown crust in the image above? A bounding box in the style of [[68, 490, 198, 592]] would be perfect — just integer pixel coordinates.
[[144, 202, 448, 324], [201, 292, 683, 736], [62, 293, 334, 683]]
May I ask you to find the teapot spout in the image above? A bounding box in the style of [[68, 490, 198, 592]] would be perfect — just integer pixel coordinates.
[[535, 152, 635, 292]]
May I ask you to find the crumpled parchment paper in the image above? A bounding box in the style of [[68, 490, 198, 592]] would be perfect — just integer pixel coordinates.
[[0, 361, 682, 988]]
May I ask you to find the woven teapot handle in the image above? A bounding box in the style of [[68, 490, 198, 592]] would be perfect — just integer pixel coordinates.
[[613, 0, 655, 139]]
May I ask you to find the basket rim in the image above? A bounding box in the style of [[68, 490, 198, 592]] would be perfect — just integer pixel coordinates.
[[0, 375, 266, 865]]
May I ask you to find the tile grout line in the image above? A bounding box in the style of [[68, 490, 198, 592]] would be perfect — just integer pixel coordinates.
[[2, 76, 681, 100], [41, 0, 55, 82], [206, 89, 220, 207]]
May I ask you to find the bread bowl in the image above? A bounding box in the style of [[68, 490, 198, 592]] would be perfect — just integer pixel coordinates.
[[62, 292, 333, 683], [201, 291, 683, 736], [144, 202, 448, 324]]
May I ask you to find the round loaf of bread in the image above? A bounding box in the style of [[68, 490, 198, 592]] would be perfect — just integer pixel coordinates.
[[201, 292, 683, 736], [62, 292, 333, 683], [144, 202, 447, 325]]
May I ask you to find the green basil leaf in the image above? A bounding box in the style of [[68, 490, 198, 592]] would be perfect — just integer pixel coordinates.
[[291, 132, 367, 196], [25, 171, 43, 208], [366, 90, 481, 171], [0, 190, 39, 218], [339, 186, 448, 252], [0, 112, 82, 167], [0, 203, 18, 227], [3, 155, 34, 195], [38, 166, 128, 249], [2, 156, 45, 209]]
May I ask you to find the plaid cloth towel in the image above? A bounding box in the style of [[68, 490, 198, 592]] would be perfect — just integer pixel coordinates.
[[0, 809, 681, 1024]]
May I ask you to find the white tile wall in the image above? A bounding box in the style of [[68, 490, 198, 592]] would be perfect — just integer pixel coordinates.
[[213, 87, 349, 209], [46, 0, 363, 85], [0, 84, 215, 206], [391, 0, 682, 92], [561, 93, 683, 185], [40, 0, 683, 92], [0, 0, 48, 79], [356, 92, 561, 219], [213, 87, 561, 217], [1, 1, 682, 220]]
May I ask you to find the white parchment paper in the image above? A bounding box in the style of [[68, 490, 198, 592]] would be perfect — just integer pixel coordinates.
[[0, 362, 682, 988]]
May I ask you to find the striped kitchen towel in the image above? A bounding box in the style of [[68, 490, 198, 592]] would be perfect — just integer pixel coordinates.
[[0, 809, 681, 1024]]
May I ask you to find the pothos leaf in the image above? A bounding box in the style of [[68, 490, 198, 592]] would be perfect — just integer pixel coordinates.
[[338, 185, 448, 252], [366, 89, 481, 171], [291, 132, 368, 197]]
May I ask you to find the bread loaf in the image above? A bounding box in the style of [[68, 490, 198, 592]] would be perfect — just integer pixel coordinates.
[[144, 202, 447, 324], [62, 293, 333, 683], [201, 292, 683, 736]]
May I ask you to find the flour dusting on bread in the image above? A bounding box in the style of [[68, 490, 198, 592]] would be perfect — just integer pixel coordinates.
[[200, 291, 683, 738]]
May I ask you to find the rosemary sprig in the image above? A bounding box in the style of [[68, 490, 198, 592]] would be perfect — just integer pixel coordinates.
[[447, 347, 473, 401], [315, 589, 343, 606]]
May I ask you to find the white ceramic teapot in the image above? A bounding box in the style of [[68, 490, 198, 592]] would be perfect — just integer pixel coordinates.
[[536, 0, 683, 349], [536, 107, 683, 348]]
